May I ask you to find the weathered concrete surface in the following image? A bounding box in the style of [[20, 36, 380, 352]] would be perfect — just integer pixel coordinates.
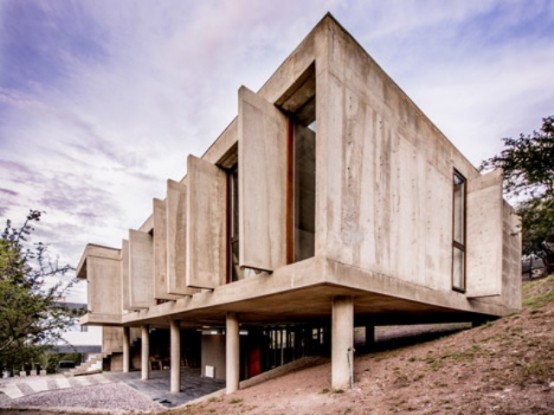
[[501, 201, 522, 310], [170, 320, 181, 393], [186, 155, 226, 289], [122, 326, 130, 373], [128, 229, 155, 309], [76, 245, 122, 321], [225, 313, 239, 394], [141, 325, 150, 381], [466, 169, 503, 297], [81, 15, 521, 331], [166, 179, 196, 295], [201, 334, 226, 380], [120, 239, 130, 311], [77, 14, 522, 396], [153, 198, 180, 300], [331, 296, 353, 389], [238, 86, 287, 272]]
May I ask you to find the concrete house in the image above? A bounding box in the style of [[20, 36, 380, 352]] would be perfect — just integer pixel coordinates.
[[76, 14, 521, 393]]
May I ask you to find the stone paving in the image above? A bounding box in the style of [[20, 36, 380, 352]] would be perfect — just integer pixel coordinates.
[[106, 368, 225, 408], [0, 369, 225, 409], [0, 373, 112, 399]]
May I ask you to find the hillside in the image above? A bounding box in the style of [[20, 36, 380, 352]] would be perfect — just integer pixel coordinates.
[[172, 276, 554, 415]]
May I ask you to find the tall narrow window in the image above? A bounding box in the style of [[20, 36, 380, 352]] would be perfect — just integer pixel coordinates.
[[228, 163, 244, 282], [275, 62, 316, 264], [291, 98, 316, 263], [452, 170, 466, 292]]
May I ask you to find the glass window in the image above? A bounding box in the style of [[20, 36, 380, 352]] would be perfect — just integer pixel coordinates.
[[453, 246, 465, 290], [292, 97, 316, 263], [228, 164, 244, 282], [452, 170, 466, 292]]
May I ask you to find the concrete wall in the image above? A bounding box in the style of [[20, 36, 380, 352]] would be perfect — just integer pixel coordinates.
[[102, 326, 124, 354], [80, 16, 521, 336], [109, 353, 123, 372], [315, 20, 518, 301], [201, 334, 226, 380], [84, 246, 122, 317]]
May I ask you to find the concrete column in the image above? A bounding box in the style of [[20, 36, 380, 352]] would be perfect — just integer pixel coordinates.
[[331, 296, 354, 390], [226, 312, 240, 394], [170, 320, 181, 393], [123, 326, 130, 373], [141, 325, 150, 381], [365, 324, 375, 348]]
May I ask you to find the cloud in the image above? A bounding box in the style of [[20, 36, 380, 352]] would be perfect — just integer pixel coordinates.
[[0, 187, 18, 196], [0, 0, 553, 302]]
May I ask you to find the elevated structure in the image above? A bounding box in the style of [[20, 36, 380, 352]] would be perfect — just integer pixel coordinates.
[[76, 14, 521, 392]]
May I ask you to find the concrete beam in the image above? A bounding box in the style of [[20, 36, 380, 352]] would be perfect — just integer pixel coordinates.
[[332, 296, 354, 389], [123, 326, 130, 373], [141, 325, 150, 381], [170, 320, 181, 393], [226, 312, 240, 394]]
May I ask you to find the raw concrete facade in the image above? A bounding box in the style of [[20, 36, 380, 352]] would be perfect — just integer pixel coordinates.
[[76, 14, 521, 392]]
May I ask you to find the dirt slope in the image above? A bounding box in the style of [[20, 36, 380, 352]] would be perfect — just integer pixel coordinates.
[[172, 276, 554, 415]]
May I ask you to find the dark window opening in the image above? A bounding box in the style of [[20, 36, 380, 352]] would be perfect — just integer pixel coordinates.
[[277, 63, 316, 264], [227, 163, 244, 282], [291, 99, 316, 262]]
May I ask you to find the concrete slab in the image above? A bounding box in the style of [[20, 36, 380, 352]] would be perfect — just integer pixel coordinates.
[[0, 383, 24, 399], [75, 376, 92, 386], [56, 377, 71, 389], [27, 378, 48, 393], [107, 369, 225, 408]]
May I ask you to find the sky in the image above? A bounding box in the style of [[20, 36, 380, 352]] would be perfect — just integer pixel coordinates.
[[1, 0, 553, 302]]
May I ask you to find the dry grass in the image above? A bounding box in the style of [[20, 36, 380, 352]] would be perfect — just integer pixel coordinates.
[[169, 275, 554, 415]]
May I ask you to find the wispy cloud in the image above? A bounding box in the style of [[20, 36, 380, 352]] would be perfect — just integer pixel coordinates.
[[0, 0, 553, 302]]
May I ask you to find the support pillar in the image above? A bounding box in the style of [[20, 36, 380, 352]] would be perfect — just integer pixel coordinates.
[[123, 326, 130, 373], [141, 325, 150, 381], [226, 312, 240, 394], [331, 296, 354, 390], [170, 320, 181, 393]]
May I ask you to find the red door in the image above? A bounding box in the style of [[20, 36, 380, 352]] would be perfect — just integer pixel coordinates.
[[248, 347, 261, 378]]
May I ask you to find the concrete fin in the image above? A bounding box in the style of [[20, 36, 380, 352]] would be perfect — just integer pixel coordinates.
[[128, 229, 155, 308], [186, 155, 227, 289], [121, 239, 130, 310], [166, 179, 197, 295], [466, 169, 503, 298], [153, 198, 181, 300], [238, 86, 287, 271]]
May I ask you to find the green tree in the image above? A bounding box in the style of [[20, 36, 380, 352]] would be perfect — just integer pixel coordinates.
[[0, 210, 74, 374], [481, 116, 554, 270]]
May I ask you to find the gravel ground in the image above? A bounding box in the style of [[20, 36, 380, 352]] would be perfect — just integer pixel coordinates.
[[0, 383, 163, 414]]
